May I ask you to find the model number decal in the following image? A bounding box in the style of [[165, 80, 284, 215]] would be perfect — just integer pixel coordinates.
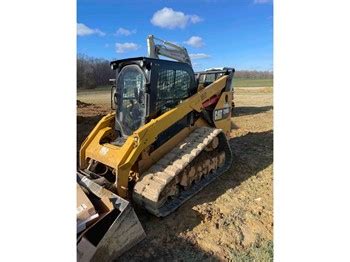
[[214, 107, 230, 121]]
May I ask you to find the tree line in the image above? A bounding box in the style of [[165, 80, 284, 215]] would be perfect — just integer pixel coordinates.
[[77, 54, 115, 89], [77, 54, 273, 89]]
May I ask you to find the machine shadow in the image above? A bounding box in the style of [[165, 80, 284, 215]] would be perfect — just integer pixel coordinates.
[[234, 106, 273, 117], [121, 130, 273, 261]]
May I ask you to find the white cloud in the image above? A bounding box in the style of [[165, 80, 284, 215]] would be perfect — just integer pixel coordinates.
[[254, 0, 273, 4], [77, 23, 105, 36], [116, 27, 136, 36], [184, 36, 204, 48], [189, 15, 202, 23], [115, 42, 139, 53], [151, 7, 203, 29], [190, 53, 210, 59]]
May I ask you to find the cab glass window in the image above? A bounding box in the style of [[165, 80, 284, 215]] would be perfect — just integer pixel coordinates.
[[156, 69, 191, 112]]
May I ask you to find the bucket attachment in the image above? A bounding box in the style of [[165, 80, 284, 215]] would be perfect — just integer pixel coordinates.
[[77, 172, 146, 261]]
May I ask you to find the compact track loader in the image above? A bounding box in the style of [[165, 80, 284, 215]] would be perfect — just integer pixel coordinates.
[[77, 35, 235, 260]]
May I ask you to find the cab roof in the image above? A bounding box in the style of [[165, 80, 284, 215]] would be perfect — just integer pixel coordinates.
[[110, 56, 190, 70]]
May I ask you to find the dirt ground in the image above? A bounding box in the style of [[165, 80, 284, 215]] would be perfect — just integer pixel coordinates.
[[77, 86, 273, 261]]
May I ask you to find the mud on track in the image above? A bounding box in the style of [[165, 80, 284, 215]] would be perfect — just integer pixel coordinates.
[[77, 86, 273, 261]]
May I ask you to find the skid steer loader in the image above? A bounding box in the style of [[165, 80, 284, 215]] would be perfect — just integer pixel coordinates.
[[77, 35, 235, 260]]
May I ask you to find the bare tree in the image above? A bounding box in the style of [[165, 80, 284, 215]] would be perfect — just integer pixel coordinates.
[[77, 54, 114, 89]]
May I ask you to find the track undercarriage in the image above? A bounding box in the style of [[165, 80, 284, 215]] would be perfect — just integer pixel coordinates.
[[133, 127, 232, 217]]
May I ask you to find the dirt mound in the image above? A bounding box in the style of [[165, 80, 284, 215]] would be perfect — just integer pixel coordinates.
[[77, 102, 112, 118], [76, 103, 112, 151], [77, 100, 92, 108]]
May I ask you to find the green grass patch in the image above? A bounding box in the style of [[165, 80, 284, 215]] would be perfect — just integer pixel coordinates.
[[77, 85, 111, 94], [234, 78, 273, 87], [77, 85, 110, 91], [94, 85, 111, 90], [229, 240, 273, 262]]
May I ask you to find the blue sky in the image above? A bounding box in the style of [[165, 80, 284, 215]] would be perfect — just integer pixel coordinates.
[[77, 0, 273, 71]]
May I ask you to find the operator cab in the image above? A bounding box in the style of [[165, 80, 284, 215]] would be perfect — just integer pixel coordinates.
[[195, 68, 234, 90], [110, 57, 197, 141]]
